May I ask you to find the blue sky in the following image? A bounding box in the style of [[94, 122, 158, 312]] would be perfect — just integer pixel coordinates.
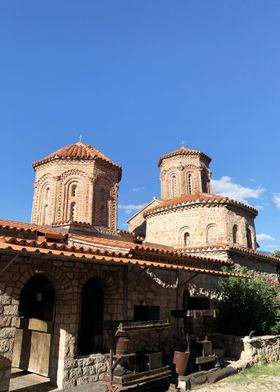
[[0, 1, 279, 252]]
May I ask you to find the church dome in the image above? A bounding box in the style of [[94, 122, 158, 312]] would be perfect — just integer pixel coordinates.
[[158, 146, 211, 167], [32, 141, 122, 175], [31, 141, 121, 229]]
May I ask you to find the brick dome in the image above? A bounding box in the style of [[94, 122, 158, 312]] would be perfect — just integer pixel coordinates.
[[32, 141, 122, 174], [158, 146, 211, 167]]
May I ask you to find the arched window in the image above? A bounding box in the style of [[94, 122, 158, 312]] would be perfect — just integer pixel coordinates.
[[201, 172, 208, 193], [187, 173, 193, 194], [184, 232, 190, 247], [170, 174, 177, 197], [246, 227, 253, 249], [71, 184, 77, 197], [207, 224, 218, 244], [42, 204, 48, 224], [70, 201, 76, 221], [233, 225, 238, 244], [45, 187, 50, 200], [78, 278, 104, 355]]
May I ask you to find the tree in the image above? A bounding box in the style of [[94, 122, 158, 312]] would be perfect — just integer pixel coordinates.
[[273, 250, 280, 258], [218, 272, 279, 336]]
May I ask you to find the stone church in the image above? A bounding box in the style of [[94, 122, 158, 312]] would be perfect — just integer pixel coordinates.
[[0, 141, 279, 391]]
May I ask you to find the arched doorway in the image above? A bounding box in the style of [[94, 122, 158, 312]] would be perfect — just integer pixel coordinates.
[[78, 277, 104, 355], [13, 275, 55, 377]]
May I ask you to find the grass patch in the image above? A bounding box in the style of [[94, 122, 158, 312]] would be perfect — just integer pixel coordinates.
[[225, 362, 280, 385]]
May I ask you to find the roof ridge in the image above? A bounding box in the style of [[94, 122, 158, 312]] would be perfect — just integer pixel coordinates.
[[32, 142, 122, 172], [158, 146, 211, 166], [144, 192, 258, 216]]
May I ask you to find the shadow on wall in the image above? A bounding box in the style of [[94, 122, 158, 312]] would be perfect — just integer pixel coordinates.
[[0, 356, 11, 392]]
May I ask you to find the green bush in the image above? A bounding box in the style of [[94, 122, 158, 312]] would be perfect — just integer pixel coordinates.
[[218, 271, 279, 336]]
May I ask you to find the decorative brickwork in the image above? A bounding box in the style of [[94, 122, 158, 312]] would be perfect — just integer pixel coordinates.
[[159, 147, 211, 199], [31, 142, 121, 230]]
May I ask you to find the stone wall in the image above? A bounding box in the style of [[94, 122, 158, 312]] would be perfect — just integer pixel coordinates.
[[62, 354, 108, 389], [145, 203, 256, 250], [237, 336, 280, 367], [1, 252, 222, 391], [0, 254, 124, 391]]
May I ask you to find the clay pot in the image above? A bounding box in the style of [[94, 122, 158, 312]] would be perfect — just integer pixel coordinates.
[[173, 351, 190, 375], [115, 335, 130, 355]]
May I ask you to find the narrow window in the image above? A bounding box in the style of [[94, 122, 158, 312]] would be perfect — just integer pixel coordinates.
[[187, 173, 192, 194], [246, 227, 253, 249], [184, 232, 190, 246], [233, 225, 238, 244], [202, 172, 208, 193], [170, 175, 177, 197], [71, 184, 77, 197], [45, 187, 50, 200], [42, 204, 48, 224], [70, 202, 76, 221]]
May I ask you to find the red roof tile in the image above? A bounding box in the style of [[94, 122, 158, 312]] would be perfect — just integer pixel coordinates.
[[70, 235, 232, 265], [178, 244, 280, 264], [158, 146, 211, 166], [0, 237, 248, 279], [32, 141, 122, 174], [0, 218, 66, 237], [144, 193, 258, 216]]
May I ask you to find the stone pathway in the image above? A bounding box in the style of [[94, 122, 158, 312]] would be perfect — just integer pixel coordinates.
[[9, 368, 106, 392], [9, 368, 280, 392], [195, 375, 280, 392]]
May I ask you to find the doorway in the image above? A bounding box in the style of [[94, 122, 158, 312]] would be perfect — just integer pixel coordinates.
[[13, 275, 55, 377]]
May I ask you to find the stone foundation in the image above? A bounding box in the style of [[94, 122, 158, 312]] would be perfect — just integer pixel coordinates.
[[62, 354, 108, 388], [236, 335, 280, 368]]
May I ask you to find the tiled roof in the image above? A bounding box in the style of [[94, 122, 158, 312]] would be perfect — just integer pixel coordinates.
[[0, 237, 248, 279], [158, 146, 211, 166], [178, 244, 280, 264], [132, 244, 234, 265], [0, 218, 66, 238], [144, 193, 258, 216], [69, 234, 135, 250], [69, 234, 233, 265], [32, 141, 122, 173]]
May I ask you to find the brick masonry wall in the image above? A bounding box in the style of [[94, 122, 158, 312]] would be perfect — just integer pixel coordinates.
[[159, 155, 211, 199], [32, 158, 119, 230]]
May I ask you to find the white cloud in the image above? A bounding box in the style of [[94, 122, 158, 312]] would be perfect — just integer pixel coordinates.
[[256, 233, 275, 242], [265, 244, 279, 250], [132, 186, 145, 192], [211, 176, 265, 203], [273, 193, 280, 209], [119, 203, 146, 214]]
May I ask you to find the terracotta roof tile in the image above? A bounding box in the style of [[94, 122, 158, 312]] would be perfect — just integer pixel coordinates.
[[0, 218, 66, 237], [132, 245, 233, 266], [69, 234, 135, 250], [0, 237, 248, 279], [32, 141, 122, 174], [179, 244, 280, 264], [158, 146, 211, 166], [144, 193, 258, 216]]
